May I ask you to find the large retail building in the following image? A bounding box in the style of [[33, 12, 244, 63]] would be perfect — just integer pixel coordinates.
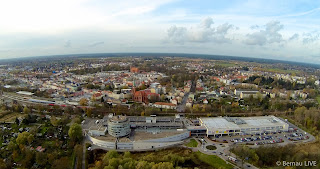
[[199, 116, 289, 136]]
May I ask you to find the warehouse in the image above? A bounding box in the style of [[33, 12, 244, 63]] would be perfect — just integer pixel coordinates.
[[199, 116, 289, 137]]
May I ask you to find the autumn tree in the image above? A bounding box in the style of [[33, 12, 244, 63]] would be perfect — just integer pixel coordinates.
[[68, 123, 83, 143], [23, 107, 31, 114], [36, 152, 48, 167], [16, 132, 34, 145], [79, 98, 88, 106]]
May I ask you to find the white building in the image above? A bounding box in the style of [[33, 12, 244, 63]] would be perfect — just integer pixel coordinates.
[[199, 116, 289, 137]]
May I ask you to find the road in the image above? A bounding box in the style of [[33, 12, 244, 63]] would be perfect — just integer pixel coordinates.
[[177, 92, 190, 112], [202, 137, 258, 169], [184, 137, 259, 169], [82, 142, 86, 169]]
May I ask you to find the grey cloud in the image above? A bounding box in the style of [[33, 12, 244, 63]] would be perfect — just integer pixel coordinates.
[[89, 41, 104, 47], [245, 31, 267, 45], [245, 21, 284, 45], [265, 21, 283, 43], [289, 33, 299, 41], [167, 25, 188, 44], [216, 23, 234, 35], [166, 17, 235, 44], [250, 25, 260, 30], [302, 31, 320, 44]]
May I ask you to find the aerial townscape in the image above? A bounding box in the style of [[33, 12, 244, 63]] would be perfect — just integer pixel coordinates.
[[1, 0, 320, 169], [0, 54, 319, 169]]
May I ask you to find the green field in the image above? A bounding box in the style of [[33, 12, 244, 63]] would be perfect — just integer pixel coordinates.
[[0, 112, 26, 123], [185, 139, 198, 147], [195, 151, 234, 169]]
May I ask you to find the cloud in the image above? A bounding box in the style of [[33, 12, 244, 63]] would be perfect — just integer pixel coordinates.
[[250, 25, 260, 30], [245, 21, 284, 45], [245, 31, 267, 45], [200, 17, 214, 29], [302, 31, 320, 44], [288, 33, 299, 41], [64, 40, 71, 48], [89, 41, 104, 47], [167, 25, 188, 44], [166, 17, 235, 44]]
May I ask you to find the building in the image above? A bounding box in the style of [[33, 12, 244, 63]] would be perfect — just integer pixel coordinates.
[[16, 91, 34, 96], [85, 115, 189, 150], [234, 89, 258, 96], [133, 89, 160, 104], [240, 91, 266, 99], [130, 67, 139, 73], [153, 102, 177, 109], [88, 125, 107, 136], [108, 116, 131, 137], [199, 116, 289, 137], [128, 115, 183, 130]]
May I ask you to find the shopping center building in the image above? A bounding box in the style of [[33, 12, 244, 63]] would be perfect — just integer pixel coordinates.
[[199, 116, 289, 137]]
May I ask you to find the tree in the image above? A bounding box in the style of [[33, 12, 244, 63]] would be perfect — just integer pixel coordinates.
[[15, 117, 20, 125], [294, 107, 307, 123], [16, 132, 34, 145], [151, 162, 174, 169], [253, 78, 262, 86], [23, 107, 31, 114], [64, 106, 74, 114], [36, 152, 47, 166], [104, 150, 119, 160], [0, 158, 6, 169], [79, 98, 88, 106], [124, 151, 131, 158], [52, 157, 71, 169], [86, 108, 92, 117], [50, 116, 60, 126], [7, 141, 18, 151], [68, 123, 83, 143], [72, 117, 81, 124]]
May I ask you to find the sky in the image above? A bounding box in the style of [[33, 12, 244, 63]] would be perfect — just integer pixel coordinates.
[[0, 0, 320, 63]]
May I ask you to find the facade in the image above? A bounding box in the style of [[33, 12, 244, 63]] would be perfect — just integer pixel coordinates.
[[128, 116, 183, 130], [133, 89, 160, 104], [88, 127, 107, 136], [108, 116, 131, 137], [153, 102, 177, 109], [200, 116, 289, 137]]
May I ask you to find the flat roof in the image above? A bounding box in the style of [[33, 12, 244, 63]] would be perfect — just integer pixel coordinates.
[[200, 116, 287, 130], [16, 91, 34, 95]]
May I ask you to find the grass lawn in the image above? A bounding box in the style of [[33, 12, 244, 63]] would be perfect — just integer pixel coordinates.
[[195, 151, 233, 169], [185, 139, 198, 147], [0, 112, 27, 123], [258, 68, 299, 74]]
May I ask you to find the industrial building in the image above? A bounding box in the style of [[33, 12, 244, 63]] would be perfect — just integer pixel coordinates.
[[199, 116, 289, 137]]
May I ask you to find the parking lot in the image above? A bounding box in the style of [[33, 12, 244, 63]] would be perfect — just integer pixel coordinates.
[[210, 126, 313, 146]]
